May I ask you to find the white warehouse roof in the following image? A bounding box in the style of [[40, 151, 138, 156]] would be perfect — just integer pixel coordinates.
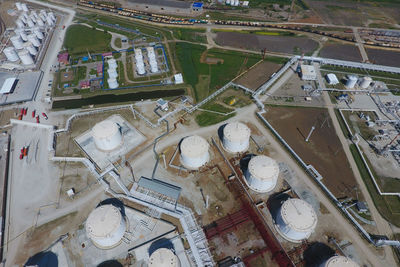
[[174, 73, 183, 84], [301, 65, 317, 81], [326, 73, 339, 85], [0, 78, 17, 94]]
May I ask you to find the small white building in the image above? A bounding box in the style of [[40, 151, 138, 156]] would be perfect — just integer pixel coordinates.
[[300, 65, 317, 81], [174, 73, 183, 84], [326, 73, 339, 85], [156, 98, 168, 111]]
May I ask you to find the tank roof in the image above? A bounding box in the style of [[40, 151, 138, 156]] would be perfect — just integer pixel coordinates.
[[86, 205, 123, 239], [92, 120, 119, 139], [325, 256, 359, 267], [180, 135, 209, 158], [280, 198, 317, 233], [248, 155, 279, 181], [223, 122, 251, 142], [149, 248, 180, 267]]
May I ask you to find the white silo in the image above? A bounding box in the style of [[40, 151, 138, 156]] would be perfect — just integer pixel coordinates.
[[226, 0, 231, 5], [107, 78, 119, 89], [31, 10, 38, 19], [24, 42, 38, 56], [16, 2, 23, 11], [85, 205, 127, 249], [33, 28, 44, 40], [19, 15, 27, 24], [27, 34, 40, 47], [21, 3, 29, 12], [346, 75, 357, 89], [275, 198, 317, 243], [18, 49, 34, 65], [46, 16, 54, 26], [322, 256, 359, 267], [48, 12, 56, 22], [91, 120, 123, 151], [39, 13, 46, 23], [107, 68, 118, 79], [20, 31, 28, 41], [3, 47, 20, 62], [22, 12, 29, 20], [359, 76, 372, 89], [36, 18, 44, 27], [108, 58, 117, 69], [149, 248, 181, 267], [30, 15, 37, 24], [10, 35, 24, 50], [180, 135, 209, 170], [234, 0, 239, 6], [16, 19, 24, 29], [222, 122, 250, 153], [26, 18, 35, 28], [244, 155, 279, 193]]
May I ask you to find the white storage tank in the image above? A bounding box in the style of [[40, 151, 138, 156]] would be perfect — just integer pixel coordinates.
[[48, 12, 56, 22], [275, 198, 317, 242], [322, 256, 359, 267], [3, 47, 19, 62], [107, 68, 118, 79], [10, 35, 24, 50], [359, 76, 372, 89], [39, 13, 46, 23], [24, 42, 38, 56], [244, 155, 279, 193], [26, 18, 35, 28], [234, 0, 239, 6], [134, 48, 145, 75], [27, 34, 40, 47], [21, 3, 29, 12], [18, 49, 34, 65], [107, 77, 119, 89], [222, 122, 250, 153], [34, 28, 44, 40], [226, 0, 231, 5], [36, 18, 44, 27], [16, 19, 24, 29], [30, 15, 37, 24], [46, 16, 54, 26], [91, 120, 123, 151], [85, 205, 127, 249], [149, 248, 181, 267], [108, 58, 117, 69], [346, 75, 357, 89], [16, 2, 23, 11], [20, 31, 28, 42], [180, 135, 209, 170], [19, 15, 27, 24], [31, 10, 38, 19]]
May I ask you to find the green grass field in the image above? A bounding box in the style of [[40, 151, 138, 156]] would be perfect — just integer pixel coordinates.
[[64, 25, 112, 55], [195, 103, 235, 127], [171, 28, 207, 43]]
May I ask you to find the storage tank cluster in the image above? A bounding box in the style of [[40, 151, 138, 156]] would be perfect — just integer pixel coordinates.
[[275, 198, 318, 242], [321, 256, 359, 267], [244, 155, 279, 193], [226, 0, 239, 6], [134, 48, 145, 75], [107, 58, 119, 89], [180, 135, 210, 170], [91, 119, 123, 151], [146, 46, 158, 73], [149, 248, 181, 267], [222, 122, 250, 153], [85, 204, 127, 249]]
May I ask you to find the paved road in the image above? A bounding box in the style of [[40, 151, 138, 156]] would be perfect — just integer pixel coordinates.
[[352, 27, 369, 63]]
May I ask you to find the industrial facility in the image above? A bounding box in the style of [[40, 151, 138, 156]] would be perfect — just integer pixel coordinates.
[[180, 135, 210, 169], [106, 58, 119, 89], [91, 120, 123, 152], [323, 255, 360, 267], [222, 122, 251, 153], [244, 155, 279, 193], [148, 248, 181, 267]]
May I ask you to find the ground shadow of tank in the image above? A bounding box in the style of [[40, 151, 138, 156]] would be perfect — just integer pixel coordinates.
[[25, 251, 58, 267], [148, 238, 175, 256], [97, 260, 123, 267], [266, 192, 291, 222], [98, 198, 126, 217], [217, 123, 227, 142], [239, 153, 256, 175], [303, 242, 336, 267]]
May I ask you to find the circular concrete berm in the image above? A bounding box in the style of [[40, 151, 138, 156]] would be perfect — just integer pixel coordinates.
[[324, 256, 359, 267], [180, 135, 209, 170], [85, 205, 127, 249], [149, 248, 181, 267], [245, 155, 279, 193], [222, 122, 251, 153], [91, 120, 122, 151]]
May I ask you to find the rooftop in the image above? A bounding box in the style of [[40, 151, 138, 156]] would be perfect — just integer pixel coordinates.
[[280, 198, 318, 232]]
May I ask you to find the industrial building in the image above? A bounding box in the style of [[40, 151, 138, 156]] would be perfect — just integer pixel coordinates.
[[85, 204, 127, 249], [174, 73, 183, 84], [244, 155, 279, 193], [180, 135, 210, 169], [275, 198, 317, 242], [149, 248, 181, 267], [300, 65, 317, 81], [325, 73, 339, 85], [0, 78, 17, 94], [222, 122, 250, 153], [91, 120, 123, 152]]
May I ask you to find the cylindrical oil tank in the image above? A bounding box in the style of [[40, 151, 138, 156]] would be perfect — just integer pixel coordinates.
[[180, 135, 209, 170], [91, 120, 123, 151], [48, 12, 56, 22], [234, 0, 239, 6], [30, 15, 37, 24], [20, 31, 28, 42], [275, 198, 317, 242], [222, 122, 250, 153], [27, 34, 40, 47], [3, 47, 19, 62], [10, 35, 24, 50], [149, 248, 181, 267], [31, 10, 38, 19], [107, 68, 118, 79], [33, 28, 44, 40], [16, 2, 23, 11], [26, 18, 35, 28], [85, 205, 127, 249], [226, 0, 231, 5], [46, 16, 54, 26], [346, 75, 357, 89], [18, 49, 34, 65], [107, 77, 119, 89], [321, 256, 359, 267], [360, 76, 372, 89], [21, 3, 29, 12], [22, 12, 29, 20], [39, 13, 46, 22], [24, 42, 38, 56], [244, 155, 279, 193], [19, 15, 27, 24], [36, 18, 44, 27], [16, 19, 24, 29]]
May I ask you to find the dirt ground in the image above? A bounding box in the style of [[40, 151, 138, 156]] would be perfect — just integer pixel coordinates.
[[365, 47, 400, 67], [60, 70, 74, 83], [264, 106, 361, 200], [236, 61, 282, 90], [319, 43, 362, 62], [215, 32, 318, 55]]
